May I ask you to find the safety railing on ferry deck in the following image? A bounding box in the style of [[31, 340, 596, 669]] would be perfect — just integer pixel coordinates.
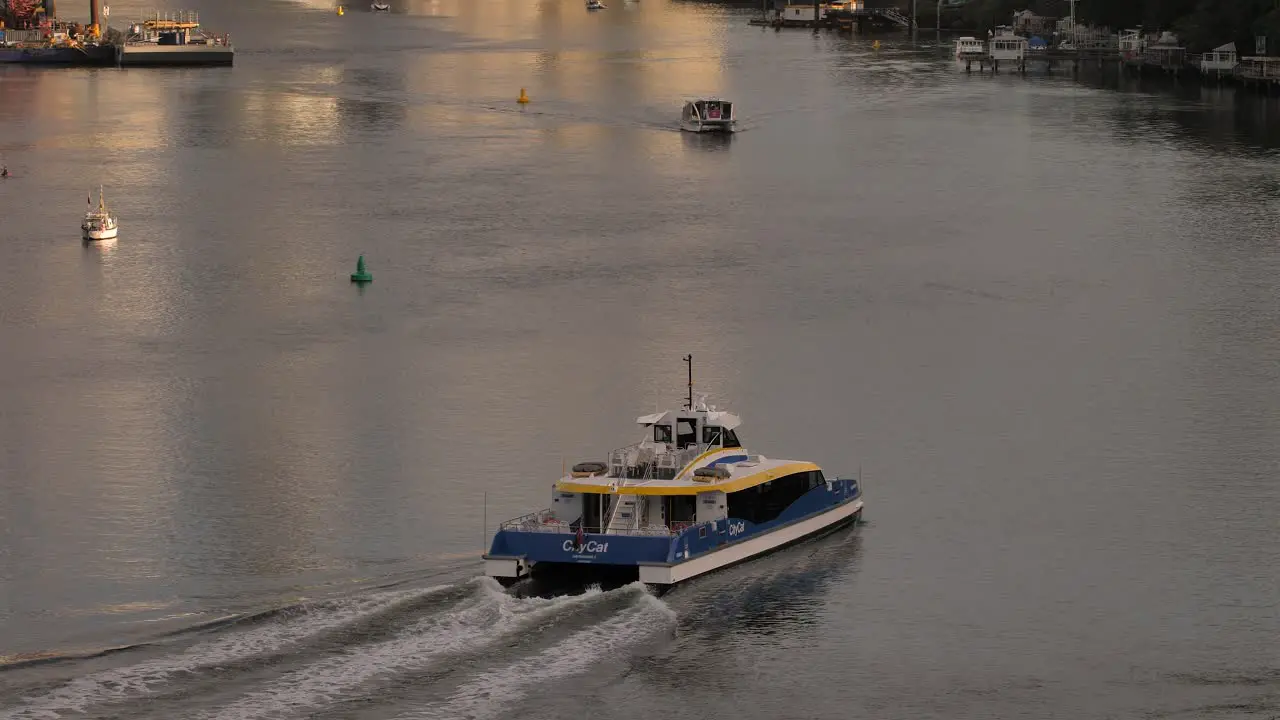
[[497, 509, 677, 536], [607, 442, 708, 481]]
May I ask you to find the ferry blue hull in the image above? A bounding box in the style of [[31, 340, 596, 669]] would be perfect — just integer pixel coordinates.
[[485, 478, 862, 586]]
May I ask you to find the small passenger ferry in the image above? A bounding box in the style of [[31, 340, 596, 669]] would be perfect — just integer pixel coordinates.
[[681, 98, 735, 133], [484, 357, 864, 588]]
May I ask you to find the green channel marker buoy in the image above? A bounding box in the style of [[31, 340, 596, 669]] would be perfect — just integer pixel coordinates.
[[350, 255, 373, 284]]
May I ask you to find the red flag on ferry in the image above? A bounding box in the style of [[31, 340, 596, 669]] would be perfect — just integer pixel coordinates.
[[575, 525, 585, 549]]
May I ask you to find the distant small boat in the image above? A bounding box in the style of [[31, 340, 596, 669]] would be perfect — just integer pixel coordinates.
[[681, 98, 735, 134], [371, 2, 390, 11], [586, 0, 606, 9], [82, 186, 118, 242]]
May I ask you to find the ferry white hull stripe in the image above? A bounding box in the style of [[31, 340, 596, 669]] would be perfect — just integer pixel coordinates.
[[639, 498, 862, 585]]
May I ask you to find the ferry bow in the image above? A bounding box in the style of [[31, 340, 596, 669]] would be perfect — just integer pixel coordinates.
[[484, 357, 864, 587]]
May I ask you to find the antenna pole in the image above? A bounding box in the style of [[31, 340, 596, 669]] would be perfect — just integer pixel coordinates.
[[482, 491, 487, 552], [684, 354, 693, 410]]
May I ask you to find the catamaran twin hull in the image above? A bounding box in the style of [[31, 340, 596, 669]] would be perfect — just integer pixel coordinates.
[[485, 478, 862, 587]]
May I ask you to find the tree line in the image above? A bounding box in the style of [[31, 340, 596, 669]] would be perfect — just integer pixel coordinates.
[[955, 0, 1280, 53]]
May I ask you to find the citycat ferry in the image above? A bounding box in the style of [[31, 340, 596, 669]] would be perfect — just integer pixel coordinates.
[[484, 357, 864, 588]]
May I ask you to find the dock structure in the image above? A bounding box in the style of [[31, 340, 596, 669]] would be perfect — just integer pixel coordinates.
[[1197, 42, 1237, 83], [1234, 57, 1280, 92], [119, 8, 232, 66], [748, 1, 911, 31], [745, 6, 1280, 97], [0, 4, 231, 66], [960, 47, 1117, 75], [1141, 33, 1186, 76]]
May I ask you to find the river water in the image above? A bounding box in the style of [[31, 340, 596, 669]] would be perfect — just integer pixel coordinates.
[[2, 1, 1279, 718]]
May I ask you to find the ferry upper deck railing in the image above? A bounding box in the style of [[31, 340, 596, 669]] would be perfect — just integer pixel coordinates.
[[607, 442, 708, 481]]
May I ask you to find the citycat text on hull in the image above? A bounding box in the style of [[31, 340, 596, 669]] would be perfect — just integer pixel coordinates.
[[482, 355, 865, 588]]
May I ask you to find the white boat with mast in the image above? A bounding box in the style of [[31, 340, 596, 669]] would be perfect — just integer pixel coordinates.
[[81, 186, 118, 241], [483, 355, 865, 589]]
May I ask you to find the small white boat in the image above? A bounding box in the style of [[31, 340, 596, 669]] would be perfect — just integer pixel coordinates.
[[371, 2, 390, 11], [680, 98, 735, 133], [483, 356, 864, 588], [81, 186, 118, 242], [586, 0, 606, 9], [955, 36, 985, 60]]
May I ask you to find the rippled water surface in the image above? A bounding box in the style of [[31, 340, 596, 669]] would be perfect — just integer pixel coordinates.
[[2, 1, 1280, 717]]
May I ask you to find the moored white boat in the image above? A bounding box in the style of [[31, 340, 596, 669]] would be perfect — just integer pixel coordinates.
[[680, 98, 735, 133], [483, 357, 864, 588], [586, 0, 606, 9], [371, 2, 390, 10], [81, 186, 118, 241]]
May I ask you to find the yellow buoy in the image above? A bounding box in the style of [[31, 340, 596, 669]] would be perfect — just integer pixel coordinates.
[[517, 88, 529, 104], [872, 40, 881, 50], [336, 5, 344, 15]]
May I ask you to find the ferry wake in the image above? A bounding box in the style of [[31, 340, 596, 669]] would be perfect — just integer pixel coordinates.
[[484, 356, 865, 588]]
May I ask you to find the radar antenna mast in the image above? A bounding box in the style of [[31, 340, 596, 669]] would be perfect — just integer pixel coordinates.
[[683, 354, 693, 411]]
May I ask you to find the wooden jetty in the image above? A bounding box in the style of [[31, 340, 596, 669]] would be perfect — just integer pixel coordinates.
[[1234, 57, 1280, 91], [959, 47, 1118, 74]]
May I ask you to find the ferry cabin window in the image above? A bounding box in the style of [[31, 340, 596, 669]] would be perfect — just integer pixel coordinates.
[[703, 425, 723, 446], [654, 424, 673, 444], [726, 470, 821, 525], [676, 419, 697, 449], [723, 429, 741, 449]]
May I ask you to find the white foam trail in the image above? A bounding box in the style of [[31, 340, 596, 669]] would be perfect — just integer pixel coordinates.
[[0, 585, 451, 720], [406, 589, 677, 720], [201, 578, 621, 720]]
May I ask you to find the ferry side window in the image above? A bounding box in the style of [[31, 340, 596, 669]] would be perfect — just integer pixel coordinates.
[[723, 429, 741, 449], [703, 425, 722, 447], [676, 420, 697, 449], [654, 424, 673, 444]]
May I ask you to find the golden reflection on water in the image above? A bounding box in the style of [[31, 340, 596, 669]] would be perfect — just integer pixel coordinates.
[[0, 0, 744, 625], [240, 90, 342, 147]]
